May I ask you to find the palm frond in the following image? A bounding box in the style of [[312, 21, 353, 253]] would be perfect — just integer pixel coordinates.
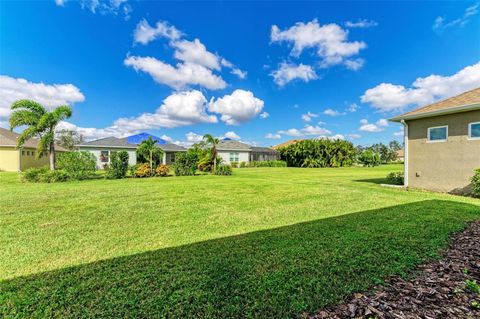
[[9, 110, 40, 129], [16, 126, 39, 148], [11, 100, 46, 117]]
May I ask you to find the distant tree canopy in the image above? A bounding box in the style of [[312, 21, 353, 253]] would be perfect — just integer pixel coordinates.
[[55, 129, 84, 151], [279, 139, 357, 168]]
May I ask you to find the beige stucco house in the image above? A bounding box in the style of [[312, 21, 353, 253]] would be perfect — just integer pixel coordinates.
[[0, 127, 66, 172], [390, 87, 480, 193], [216, 140, 279, 165]]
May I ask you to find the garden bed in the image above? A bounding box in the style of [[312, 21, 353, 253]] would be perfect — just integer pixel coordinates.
[[309, 221, 480, 319]]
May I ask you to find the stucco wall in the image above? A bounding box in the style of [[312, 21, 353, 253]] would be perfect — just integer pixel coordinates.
[[407, 110, 480, 193], [19, 148, 50, 171], [79, 148, 137, 169], [0, 147, 19, 172], [218, 151, 250, 164]]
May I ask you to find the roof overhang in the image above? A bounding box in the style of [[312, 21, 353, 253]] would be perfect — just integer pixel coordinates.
[[390, 103, 480, 122], [217, 148, 252, 151]]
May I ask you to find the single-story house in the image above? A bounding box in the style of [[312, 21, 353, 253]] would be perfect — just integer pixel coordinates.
[[77, 133, 186, 169], [216, 139, 279, 165], [390, 87, 480, 193], [0, 127, 67, 172]]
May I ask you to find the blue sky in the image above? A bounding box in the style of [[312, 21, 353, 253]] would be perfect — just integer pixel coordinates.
[[1, 1, 479, 147]]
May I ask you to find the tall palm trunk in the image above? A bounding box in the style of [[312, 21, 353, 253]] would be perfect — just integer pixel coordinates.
[[49, 141, 56, 170]]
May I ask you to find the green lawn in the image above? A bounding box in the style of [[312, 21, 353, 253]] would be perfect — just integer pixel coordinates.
[[1, 165, 479, 318]]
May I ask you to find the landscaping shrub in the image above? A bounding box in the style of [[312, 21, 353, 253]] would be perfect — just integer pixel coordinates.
[[214, 164, 232, 175], [239, 161, 247, 168], [155, 164, 170, 177], [106, 151, 129, 179], [247, 160, 287, 167], [279, 139, 356, 167], [128, 164, 139, 177], [57, 151, 96, 179], [230, 161, 239, 168], [386, 171, 404, 185], [134, 163, 152, 178], [358, 149, 381, 167], [22, 167, 70, 183], [173, 152, 197, 176], [472, 168, 480, 197]]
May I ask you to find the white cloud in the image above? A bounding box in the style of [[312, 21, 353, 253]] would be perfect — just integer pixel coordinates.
[[260, 111, 269, 119], [55, 0, 66, 6], [271, 19, 366, 68], [265, 133, 281, 139], [318, 134, 345, 140], [347, 102, 358, 112], [186, 132, 204, 143], [279, 125, 331, 137], [323, 108, 345, 116], [124, 56, 227, 90], [160, 134, 173, 143], [77, 0, 131, 19], [134, 19, 183, 45], [361, 62, 480, 112], [344, 58, 365, 71], [433, 2, 479, 32], [345, 19, 378, 28], [393, 126, 404, 137], [271, 62, 317, 86], [223, 131, 240, 140], [301, 111, 318, 122], [0, 75, 85, 122], [172, 39, 221, 70], [359, 119, 387, 133], [208, 89, 265, 125], [231, 68, 247, 79], [348, 133, 362, 139]]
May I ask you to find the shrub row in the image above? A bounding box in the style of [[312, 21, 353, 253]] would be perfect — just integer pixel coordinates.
[[235, 160, 287, 168], [279, 139, 356, 168], [23, 167, 70, 183], [386, 171, 404, 185]]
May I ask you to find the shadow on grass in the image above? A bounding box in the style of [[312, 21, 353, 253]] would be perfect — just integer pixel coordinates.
[[353, 178, 388, 185], [1, 200, 479, 318]]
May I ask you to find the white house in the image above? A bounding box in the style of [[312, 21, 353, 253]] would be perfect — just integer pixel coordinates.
[[216, 140, 279, 165], [77, 133, 186, 169]]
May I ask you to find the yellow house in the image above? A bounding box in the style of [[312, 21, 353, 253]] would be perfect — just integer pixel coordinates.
[[0, 127, 66, 172]]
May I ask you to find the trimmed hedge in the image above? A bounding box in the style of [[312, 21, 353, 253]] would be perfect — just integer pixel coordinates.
[[173, 153, 197, 176], [22, 167, 70, 183], [57, 151, 96, 180], [472, 168, 480, 197], [386, 171, 404, 185], [214, 164, 232, 175]]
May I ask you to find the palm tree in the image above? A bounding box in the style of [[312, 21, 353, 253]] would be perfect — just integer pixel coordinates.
[[203, 133, 219, 172], [9, 99, 72, 170], [137, 136, 164, 175]]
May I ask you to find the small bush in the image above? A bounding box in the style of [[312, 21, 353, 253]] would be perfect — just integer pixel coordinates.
[[155, 164, 170, 177], [135, 163, 152, 178], [57, 151, 96, 180], [174, 152, 197, 176], [106, 151, 129, 179], [22, 167, 70, 183], [22, 167, 49, 182], [471, 169, 480, 197], [239, 161, 247, 168], [358, 149, 381, 167], [230, 161, 239, 168], [214, 164, 232, 175], [386, 171, 404, 185]]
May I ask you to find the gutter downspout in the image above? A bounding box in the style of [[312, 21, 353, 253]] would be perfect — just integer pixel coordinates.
[[400, 120, 408, 188]]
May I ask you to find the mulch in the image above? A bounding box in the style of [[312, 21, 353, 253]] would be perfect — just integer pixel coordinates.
[[307, 221, 480, 319]]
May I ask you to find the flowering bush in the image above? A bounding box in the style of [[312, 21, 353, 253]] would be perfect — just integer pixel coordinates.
[[155, 164, 170, 177]]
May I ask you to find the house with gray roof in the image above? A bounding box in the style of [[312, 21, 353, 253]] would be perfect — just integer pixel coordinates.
[[77, 133, 186, 169], [216, 139, 279, 165]]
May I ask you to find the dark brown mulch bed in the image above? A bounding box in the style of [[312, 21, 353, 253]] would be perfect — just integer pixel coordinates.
[[308, 221, 480, 319]]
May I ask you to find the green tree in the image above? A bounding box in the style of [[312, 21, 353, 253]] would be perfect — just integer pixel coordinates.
[[55, 129, 84, 151], [9, 99, 72, 170], [389, 140, 402, 152], [137, 137, 163, 175], [203, 134, 220, 172]]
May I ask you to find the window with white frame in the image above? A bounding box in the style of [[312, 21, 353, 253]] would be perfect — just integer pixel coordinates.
[[469, 122, 480, 140], [427, 126, 448, 142], [229, 152, 239, 162]]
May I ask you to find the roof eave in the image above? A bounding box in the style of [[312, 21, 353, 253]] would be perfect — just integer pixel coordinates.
[[76, 145, 138, 149], [389, 103, 480, 122]]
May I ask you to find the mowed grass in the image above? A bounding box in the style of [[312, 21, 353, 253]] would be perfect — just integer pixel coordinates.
[[0, 165, 479, 318]]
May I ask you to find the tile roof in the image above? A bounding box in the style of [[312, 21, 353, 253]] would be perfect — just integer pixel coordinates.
[[217, 140, 251, 151], [78, 135, 187, 151], [272, 139, 304, 150], [391, 87, 480, 121], [0, 127, 67, 151], [251, 146, 278, 153]]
